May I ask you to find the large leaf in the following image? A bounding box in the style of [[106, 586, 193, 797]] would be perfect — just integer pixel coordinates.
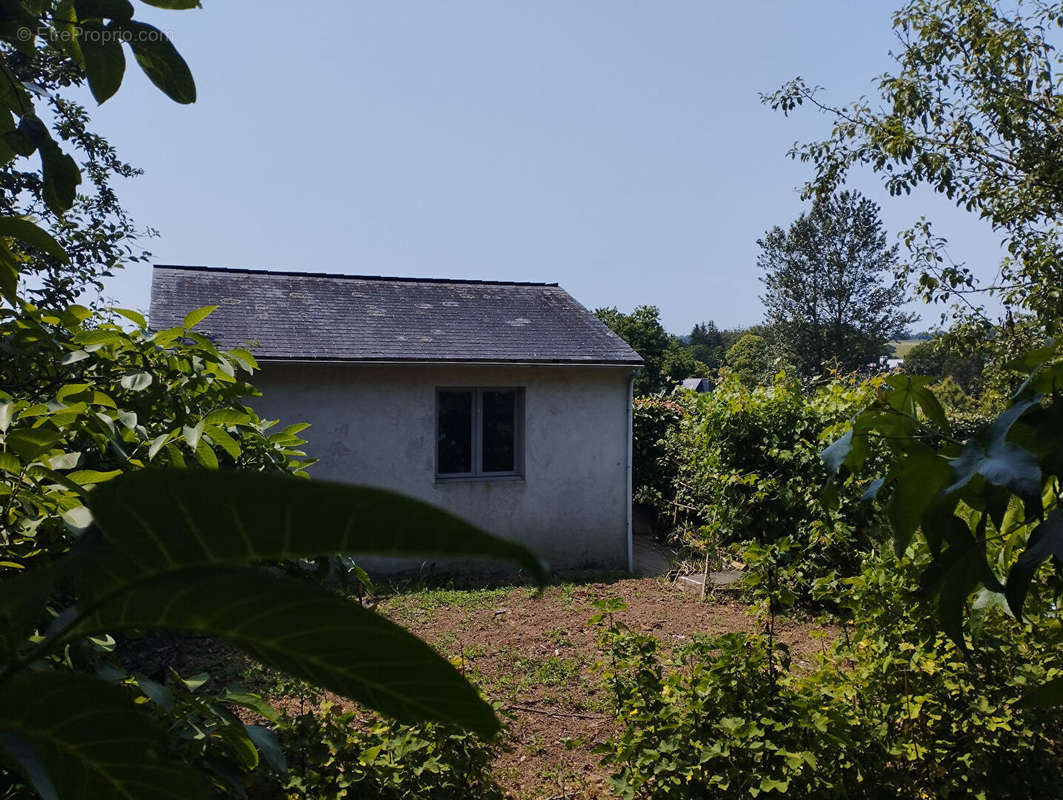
[[84, 469, 548, 583], [116, 21, 196, 103], [889, 447, 953, 556], [0, 217, 68, 262], [0, 670, 207, 800], [1006, 509, 1063, 619], [79, 21, 126, 104], [74, 567, 502, 734]]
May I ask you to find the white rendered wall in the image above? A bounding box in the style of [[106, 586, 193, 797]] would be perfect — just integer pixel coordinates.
[[252, 362, 634, 572]]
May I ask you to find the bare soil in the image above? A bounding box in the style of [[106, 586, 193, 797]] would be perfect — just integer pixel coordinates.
[[372, 574, 827, 799]]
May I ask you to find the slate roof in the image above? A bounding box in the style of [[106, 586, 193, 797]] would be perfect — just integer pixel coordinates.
[[149, 265, 643, 365]]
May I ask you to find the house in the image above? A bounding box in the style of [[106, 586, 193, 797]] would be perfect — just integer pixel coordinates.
[[149, 265, 643, 571], [680, 377, 714, 393]]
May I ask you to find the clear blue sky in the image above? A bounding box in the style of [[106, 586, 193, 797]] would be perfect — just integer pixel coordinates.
[[91, 1, 1006, 334]]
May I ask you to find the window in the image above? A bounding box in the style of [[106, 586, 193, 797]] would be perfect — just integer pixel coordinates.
[[436, 388, 524, 478]]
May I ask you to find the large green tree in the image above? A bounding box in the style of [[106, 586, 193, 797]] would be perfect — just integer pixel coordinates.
[[595, 305, 706, 394], [758, 191, 916, 376], [773, 0, 1063, 702], [765, 0, 1063, 331]]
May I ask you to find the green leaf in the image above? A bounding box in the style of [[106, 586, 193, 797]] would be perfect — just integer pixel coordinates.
[[204, 424, 240, 460], [4, 428, 60, 461], [147, 433, 170, 461], [192, 440, 217, 469], [1006, 509, 1063, 619], [84, 469, 548, 584], [110, 307, 145, 328], [220, 691, 283, 725], [0, 671, 207, 800], [820, 429, 852, 474], [75, 567, 503, 735], [245, 725, 286, 775], [119, 371, 152, 391], [139, 0, 202, 7], [182, 305, 217, 330], [75, 0, 135, 19], [117, 21, 196, 103], [889, 447, 952, 556], [0, 733, 59, 800], [0, 217, 68, 262], [79, 21, 126, 103]]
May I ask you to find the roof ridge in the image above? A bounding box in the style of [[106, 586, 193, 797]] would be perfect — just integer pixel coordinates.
[[153, 264, 560, 288]]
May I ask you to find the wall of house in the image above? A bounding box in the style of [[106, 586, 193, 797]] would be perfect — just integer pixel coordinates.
[[252, 362, 635, 573]]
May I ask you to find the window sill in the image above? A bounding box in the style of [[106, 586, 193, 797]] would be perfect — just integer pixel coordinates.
[[434, 474, 525, 485]]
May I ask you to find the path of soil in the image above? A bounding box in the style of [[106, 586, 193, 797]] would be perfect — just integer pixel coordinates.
[[374, 575, 826, 799]]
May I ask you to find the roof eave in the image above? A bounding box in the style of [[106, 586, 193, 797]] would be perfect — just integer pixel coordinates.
[[254, 356, 643, 367]]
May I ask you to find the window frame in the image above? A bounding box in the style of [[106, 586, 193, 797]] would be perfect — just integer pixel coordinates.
[[435, 386, 525, 481]]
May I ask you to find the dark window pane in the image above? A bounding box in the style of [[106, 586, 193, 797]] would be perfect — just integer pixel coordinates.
[[482, 390, 516, 473], [438, 391, 472, 474]]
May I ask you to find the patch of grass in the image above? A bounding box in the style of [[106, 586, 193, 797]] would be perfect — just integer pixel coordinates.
[[379, 585, 515, 619], [888, 339, 923, 358]]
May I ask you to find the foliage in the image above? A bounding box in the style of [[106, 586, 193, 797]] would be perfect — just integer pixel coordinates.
[[723, 333, 783, 386], [902, 336, 985, 392], [595, 305, 707, 394], [637, 374, 888, 604], [2, 36, 152, 306], [687, 321, 727, 369], [277, 702, 502, 800], [822, 343, 1063, 681], [0, 5, 550, 798], [598, 549, 1063, 799], [0, 467, 545, 797], [758, 191, 916, 377], [631, 395, 686, 511], [0, 0, 198, 307], [0, 302, 312, 570], [765, 0, 1063, 330]]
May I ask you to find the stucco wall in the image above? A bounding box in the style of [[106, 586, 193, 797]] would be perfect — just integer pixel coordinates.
[[252, 362, 635, 572]]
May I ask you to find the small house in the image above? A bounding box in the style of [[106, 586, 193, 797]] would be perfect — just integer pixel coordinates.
[[149, 265, 643, 571]]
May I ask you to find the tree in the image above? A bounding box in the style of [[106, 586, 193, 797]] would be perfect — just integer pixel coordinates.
[[758, 191, 916, 376], [0, 17, 166, 306], [902, 336, 985, 391], [724, 333, 775, 386], [688, 321, 726, 368], [778, 0, 1063, 702], [595, 305, 706, 394], [765, 0, 1063, 331]]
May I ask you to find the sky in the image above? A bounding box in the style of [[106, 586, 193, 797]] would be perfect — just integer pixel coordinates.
[[87, 0, 1008, 334]]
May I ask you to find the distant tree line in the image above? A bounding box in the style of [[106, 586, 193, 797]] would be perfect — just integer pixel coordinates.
[[597, 191, 916, 393]]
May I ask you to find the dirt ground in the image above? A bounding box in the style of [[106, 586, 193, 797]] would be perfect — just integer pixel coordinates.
[[374, 574, 827, 800]]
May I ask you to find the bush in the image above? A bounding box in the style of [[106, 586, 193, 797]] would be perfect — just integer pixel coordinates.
[[277, 703, 502, 800], [637, 374, 889, 603], [598, 550, 1063, 799], [631, 395, 686, 512]]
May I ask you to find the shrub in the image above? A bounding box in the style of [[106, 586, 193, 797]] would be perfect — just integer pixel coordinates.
[[277, 703, 502, 800], [631, 395, 686, 512], [637, 374, 889, 603], [598, 550, 1063, 799]]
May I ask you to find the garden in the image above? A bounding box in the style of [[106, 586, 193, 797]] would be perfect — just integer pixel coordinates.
[[5, 0, 1063, 798]]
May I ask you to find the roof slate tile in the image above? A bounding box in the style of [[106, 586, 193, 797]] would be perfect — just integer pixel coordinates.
[[149, 265, 643, 365]]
